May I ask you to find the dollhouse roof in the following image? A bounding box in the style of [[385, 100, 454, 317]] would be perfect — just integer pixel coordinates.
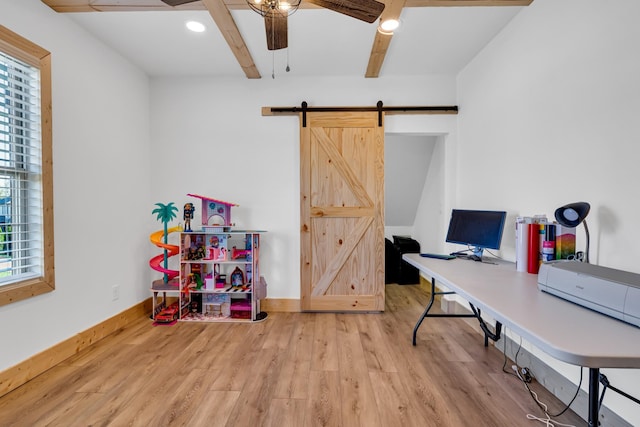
[[186, 194, 239, 207]]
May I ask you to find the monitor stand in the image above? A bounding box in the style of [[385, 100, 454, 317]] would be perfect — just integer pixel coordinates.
[[451, 248, 485, 261], [471, 247, 484, 259]]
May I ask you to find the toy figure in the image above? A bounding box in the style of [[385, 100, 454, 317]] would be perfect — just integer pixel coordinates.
[[187, 244, 206, 260], [195, 245, 206, 260], [231, 246, 250, 260], [183, 202, 195, 232], [209, 235, 227, 260], [187, 273, 203, 290], [231, 267, 245, 287]]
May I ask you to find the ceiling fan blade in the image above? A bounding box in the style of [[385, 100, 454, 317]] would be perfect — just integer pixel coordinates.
[[265, 12, 288, 51], [306, 0, 385, 24], [161, 0, 200, 6]]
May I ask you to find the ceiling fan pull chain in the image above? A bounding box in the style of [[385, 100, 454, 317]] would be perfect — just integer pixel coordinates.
[[286, 47, 290, 72], [271, 13, 276, 79]]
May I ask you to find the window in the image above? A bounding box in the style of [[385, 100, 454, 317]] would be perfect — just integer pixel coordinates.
[[0, 26, 54, 307]]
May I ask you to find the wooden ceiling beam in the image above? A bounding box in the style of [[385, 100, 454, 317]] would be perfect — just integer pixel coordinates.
[[405, 0, 532, 6], [365, 32, 393, 78], [40, 0, 199, 12], [365, 0, 406, 78], [201, 0, 261, 79]]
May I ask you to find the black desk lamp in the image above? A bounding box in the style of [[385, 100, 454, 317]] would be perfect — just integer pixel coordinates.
[[554, 202, 591, 263]]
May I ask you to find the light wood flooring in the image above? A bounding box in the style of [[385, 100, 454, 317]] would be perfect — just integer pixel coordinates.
[[0, 283, 585, 426]]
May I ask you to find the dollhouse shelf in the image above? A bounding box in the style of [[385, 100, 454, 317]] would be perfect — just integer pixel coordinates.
[[151, 230, 267, 323]]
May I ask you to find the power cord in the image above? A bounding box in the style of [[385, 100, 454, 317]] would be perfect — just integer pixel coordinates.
[[482, 248, 504, 260], [501, 330, 524, 379], [524, 387, 579, 427], [456, 245, 504, 261], [599, 373, 640, 413], [513, 365, 533, 383], [500, 328, 581, 426]]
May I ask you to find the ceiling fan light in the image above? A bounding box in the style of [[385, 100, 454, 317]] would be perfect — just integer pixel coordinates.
[[247, 0, 300, 17], [379, 18, 400, 34], [185, 20, 206, 33]]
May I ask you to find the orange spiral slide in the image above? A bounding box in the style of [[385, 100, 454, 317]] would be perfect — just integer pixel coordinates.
[[149, 226, 182, 281]]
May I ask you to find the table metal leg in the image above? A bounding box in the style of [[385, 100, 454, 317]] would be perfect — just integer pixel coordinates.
[[412, 282, 437, 346], [588, 368, 600, 427], [412, 277, 478, 346]]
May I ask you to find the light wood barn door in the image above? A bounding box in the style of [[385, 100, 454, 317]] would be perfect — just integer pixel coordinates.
[[300, 111, 385, 312]]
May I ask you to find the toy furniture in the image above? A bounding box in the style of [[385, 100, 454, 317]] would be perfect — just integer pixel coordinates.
[[186, 193, 238, 229], [150, 194, 267, 323], [151, 229, 267, 323]]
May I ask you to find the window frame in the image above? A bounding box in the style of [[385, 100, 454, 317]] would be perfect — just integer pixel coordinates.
[[0, 26, 54, 307]]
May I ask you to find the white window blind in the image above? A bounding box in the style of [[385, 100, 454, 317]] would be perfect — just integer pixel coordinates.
[[0, 50, 44, 286]]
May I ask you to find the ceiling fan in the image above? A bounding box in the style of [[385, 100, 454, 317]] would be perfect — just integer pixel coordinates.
[[161, 0, 385, 51]]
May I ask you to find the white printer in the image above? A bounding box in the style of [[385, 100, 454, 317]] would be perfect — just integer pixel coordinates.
[[538, 260, 640, 328]]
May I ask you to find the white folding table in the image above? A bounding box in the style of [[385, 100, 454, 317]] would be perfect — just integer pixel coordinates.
[[403, 253, 640, 427]]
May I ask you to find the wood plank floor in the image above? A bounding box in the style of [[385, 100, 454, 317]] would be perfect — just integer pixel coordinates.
[[0, 283, 585, 426]]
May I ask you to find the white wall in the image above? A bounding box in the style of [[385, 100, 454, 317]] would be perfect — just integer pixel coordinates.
[[412, 134, 447, 253], [149, 75, 458, 299], [452, 0, 640, 424], [0, 0, 151, 370], [384, 134, 436, 229]]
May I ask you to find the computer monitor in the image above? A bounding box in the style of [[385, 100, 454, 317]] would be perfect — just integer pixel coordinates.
[[446, 209, 507, 258]]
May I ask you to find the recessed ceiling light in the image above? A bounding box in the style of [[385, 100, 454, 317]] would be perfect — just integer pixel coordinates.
[[378, 19, 400, 35], [186, 21, 206, 33]]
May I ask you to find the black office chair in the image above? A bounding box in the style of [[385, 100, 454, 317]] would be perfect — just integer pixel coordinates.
[[385, 236, 421, 285], [385, 238, 398, 284]]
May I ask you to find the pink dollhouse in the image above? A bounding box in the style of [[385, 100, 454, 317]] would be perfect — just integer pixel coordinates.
[[186, 193, 238, 229]]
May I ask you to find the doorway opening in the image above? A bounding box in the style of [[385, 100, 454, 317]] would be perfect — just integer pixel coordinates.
[[384, 133, 446, 285]]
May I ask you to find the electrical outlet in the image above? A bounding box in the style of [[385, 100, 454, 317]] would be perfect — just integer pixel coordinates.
[[112, 284, 120, 301], [512, 365, 533, 383]]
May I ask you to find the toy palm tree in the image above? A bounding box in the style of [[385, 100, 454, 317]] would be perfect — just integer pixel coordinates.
[[152, 202, 178, 283]]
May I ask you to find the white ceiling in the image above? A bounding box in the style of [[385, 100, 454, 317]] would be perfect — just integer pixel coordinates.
[[66, 5, 525, 78]]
